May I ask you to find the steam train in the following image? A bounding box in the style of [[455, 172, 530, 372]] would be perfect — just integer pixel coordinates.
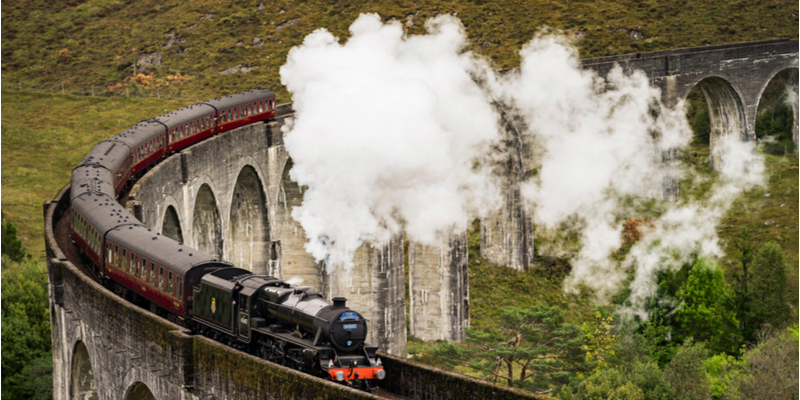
[[68, 89, 385, 390]]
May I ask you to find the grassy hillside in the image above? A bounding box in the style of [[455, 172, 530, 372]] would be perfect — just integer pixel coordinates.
[[2, 0, 797, 102], [1, 92, 189, 257]]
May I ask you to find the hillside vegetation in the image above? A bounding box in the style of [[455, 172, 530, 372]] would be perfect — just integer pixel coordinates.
[[2, 0, 797, 102]]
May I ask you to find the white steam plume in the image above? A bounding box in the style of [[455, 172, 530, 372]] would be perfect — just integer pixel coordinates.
[[282, 15, 767, 311], [490, 35, 694, 298], [280, 14, 501, 274], [491, 35, 765, 304]]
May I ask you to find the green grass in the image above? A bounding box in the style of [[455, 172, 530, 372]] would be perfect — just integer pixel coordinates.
[[1, 0, 797, 103], [0, 91, 189, 258]]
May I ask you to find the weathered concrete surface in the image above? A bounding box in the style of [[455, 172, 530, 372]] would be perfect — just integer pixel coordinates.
[[481, 109, 534, 271], [328, 235, 407, 354], [408, 231, 469, 342], [378, 351, 557, 400], [129, 121, 274, 274]]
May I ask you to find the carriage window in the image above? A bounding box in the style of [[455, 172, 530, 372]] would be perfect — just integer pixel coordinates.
[[177, 277, 182, 297], [140, 258, 147, 279], [158, 267, 164, 290], [114, 245, 119, 266], [258, 101, 263, 113], [129, 252, 136, 273], [201, 118, 205, 130], [150, 263, 155, 285], [130, 253, 136, 274], [122, 249, 127, 270], [167, 272, 173, 294]]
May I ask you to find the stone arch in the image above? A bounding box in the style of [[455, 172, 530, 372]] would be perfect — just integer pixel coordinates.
[[123, 382, 157, 400], [228, 165, 269, 273], [70, 341, 98, 400], [685, 75, 747, 170], [192, 184, 223, 259], [756, 67, 799, 146], [161, 205, 183, 243]]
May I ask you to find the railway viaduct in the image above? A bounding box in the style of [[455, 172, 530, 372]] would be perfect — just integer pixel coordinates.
[[46, 39, 797, 400]]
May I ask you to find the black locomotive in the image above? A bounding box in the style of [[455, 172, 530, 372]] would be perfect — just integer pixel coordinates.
[[192, 269, 384, 389], [68, 89, 385, 390]]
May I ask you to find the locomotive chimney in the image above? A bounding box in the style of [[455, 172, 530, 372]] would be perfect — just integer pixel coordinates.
[[332, 297, 347, 308]]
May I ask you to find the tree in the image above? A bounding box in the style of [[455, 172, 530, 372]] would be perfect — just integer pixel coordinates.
[[674, 258, 740, 355], [438, 303, 587, 392], [1, 256, 53, 400], [1, 212, 28, 263], [627, 361, 677, 400], [733, 327, 799, 400], [663, 339, 712, 400], [573, 368, 645, 400], [705, 352, 745, 400], [748, 242, 790, 331], [567, 362, 675, 400], [731, 229, 755, 342]]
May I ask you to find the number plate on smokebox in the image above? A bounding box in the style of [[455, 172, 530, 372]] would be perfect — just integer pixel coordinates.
[[343, 324, 357, 330]]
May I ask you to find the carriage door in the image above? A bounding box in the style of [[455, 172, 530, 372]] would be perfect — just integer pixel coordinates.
[[238, 294, 250, 341]]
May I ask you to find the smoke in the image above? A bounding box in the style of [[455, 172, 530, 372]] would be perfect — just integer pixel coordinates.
[[281, 14, 502, 274], [281, 14, 766, 310], [488, 35, 695, 298], [623, 134, 765, 315], [493, 35, 765, 304]]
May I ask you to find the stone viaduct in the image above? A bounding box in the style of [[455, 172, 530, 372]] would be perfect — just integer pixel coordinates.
[[46, 39, 797, 400], [482, 38, 798, 270]]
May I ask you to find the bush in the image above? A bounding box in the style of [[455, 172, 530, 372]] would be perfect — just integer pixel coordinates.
[[733, 327, 799, 400], [1, 256, 53, 400], [663, 339, 711, 400], [1, 212, 28, 262]]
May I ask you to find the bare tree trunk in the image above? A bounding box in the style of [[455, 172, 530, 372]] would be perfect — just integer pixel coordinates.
[[506, 359, 514, 388]]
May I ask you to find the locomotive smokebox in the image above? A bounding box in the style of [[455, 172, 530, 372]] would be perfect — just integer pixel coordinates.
[[332, 297, 347, 308]]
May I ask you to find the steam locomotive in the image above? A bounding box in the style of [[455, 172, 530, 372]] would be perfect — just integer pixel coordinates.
[[68, 89, 385, 390]]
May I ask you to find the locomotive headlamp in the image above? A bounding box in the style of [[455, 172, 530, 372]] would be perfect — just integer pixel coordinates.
[[376, 369, 386, 380], [335, 371, 345, 381]]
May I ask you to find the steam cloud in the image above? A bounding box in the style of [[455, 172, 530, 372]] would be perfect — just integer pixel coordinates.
[[281, 14, 502, 273], [281, 14, 766, 308]]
